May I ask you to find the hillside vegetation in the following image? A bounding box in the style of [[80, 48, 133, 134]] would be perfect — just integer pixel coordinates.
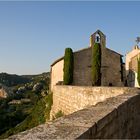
[[0, 72, 52, 139]]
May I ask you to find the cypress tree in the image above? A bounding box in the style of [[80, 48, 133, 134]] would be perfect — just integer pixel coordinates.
[[91, 43, 101, 86], [137, 58, 140, 86], [63, 48, 74, 85]]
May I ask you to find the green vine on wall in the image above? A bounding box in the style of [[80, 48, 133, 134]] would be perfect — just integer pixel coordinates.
[[91, 43, 101, 86], [63, 48, 74, 85]]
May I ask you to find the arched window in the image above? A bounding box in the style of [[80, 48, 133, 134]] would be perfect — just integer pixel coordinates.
[[95, 33, 100, 43]]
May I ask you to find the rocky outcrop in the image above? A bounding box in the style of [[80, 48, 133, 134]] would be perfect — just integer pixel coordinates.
[[33, 83, 43, 92], [0, 84, 13, 98], [0, 88, 8, 98]]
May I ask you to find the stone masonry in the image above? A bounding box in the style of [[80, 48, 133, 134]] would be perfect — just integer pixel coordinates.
[[50, 86, 137, 119]]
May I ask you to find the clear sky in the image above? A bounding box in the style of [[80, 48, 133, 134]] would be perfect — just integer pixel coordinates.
[[0, 1, 140, 75]]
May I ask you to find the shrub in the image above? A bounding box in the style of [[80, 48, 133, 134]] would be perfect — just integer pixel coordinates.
[[91, 43, 101, 86], [137, 58, 140, 86], [54, 110, 64, 119], [63, 48, 74, 85]]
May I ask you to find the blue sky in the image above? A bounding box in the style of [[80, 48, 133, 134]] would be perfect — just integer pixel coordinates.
[[0, 1, 140, 75]]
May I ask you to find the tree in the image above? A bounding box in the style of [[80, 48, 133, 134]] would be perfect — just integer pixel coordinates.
[[63, 48, 74, 85], [91, 43, 101, 86], [137, 58, 140, 86]]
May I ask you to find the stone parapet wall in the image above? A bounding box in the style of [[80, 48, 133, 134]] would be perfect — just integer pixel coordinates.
[[50, 86, 138, 119], [9, 88, 140, 139]]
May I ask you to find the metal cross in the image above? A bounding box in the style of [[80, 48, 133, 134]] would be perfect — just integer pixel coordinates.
[[136, 37, 140, 44]]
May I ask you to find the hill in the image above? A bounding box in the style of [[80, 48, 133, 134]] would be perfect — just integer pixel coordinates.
[[0, 73, 30, 87], [0, 72, 51, 139], [0, 72, 50, 87]]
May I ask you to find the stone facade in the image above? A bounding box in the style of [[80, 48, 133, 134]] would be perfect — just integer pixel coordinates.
[[126, 45, 140, 72], [126, 45, 140, 87], [101, 47, 123, 86], [50, 30, 124, 91], [73, 48, 92, 86], [50, 59, 64, 90], [9, 88, 140, 139], [50, 85, 137, 119]]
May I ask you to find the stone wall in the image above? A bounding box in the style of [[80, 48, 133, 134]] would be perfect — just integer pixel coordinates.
[[50, 46, 123, 90], [50, 86, 137, 119], [73, 48, 92, 86], [78, 89, 140, 139], [130, 55, 138, 72], [50, 59, 64, 91], [126, 48, 140, 87], [9, 88, 140, 139], [126, 45, 140, 72], [101, 48, 123, 86], [90, 30, 106, 48]]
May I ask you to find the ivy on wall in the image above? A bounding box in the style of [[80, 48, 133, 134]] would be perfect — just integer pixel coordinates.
[[63, 48, 74, 85], [91, 43, 101, 86]]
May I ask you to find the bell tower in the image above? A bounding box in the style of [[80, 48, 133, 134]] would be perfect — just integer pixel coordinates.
[[90, 30, 106, 47]]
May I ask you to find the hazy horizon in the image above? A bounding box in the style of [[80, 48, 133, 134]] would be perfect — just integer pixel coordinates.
[[0, 1, 140, 75]]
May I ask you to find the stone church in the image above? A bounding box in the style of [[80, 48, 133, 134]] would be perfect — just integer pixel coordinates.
[[50, 30, 125, 91]]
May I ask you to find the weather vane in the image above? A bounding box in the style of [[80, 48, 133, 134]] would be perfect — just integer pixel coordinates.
[[136, 37, 140, 45]]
